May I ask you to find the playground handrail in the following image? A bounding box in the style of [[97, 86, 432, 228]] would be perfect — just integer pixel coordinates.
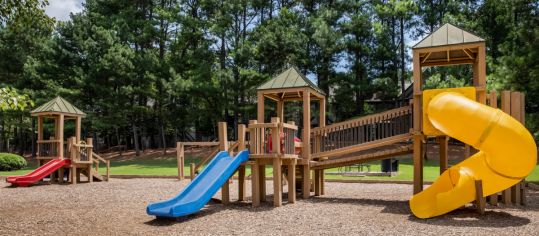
[[311, 105, 413, 158]]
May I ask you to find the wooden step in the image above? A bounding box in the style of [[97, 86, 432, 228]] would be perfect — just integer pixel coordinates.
[[80, 169, 105, 182]]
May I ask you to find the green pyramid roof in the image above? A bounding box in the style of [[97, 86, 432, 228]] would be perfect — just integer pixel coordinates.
[[413, 23, 484, 49], [31, 96, 86, 117], [257, 66, 325, 95]]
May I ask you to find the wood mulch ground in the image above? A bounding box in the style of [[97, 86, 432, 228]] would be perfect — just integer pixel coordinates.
[[1, 178, 538, 235]]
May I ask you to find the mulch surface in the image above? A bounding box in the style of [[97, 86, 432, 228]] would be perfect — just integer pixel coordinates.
[[1, 178, 538, 235]]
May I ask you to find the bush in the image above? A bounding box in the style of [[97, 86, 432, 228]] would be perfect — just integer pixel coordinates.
[[0, 153, 27, 171]]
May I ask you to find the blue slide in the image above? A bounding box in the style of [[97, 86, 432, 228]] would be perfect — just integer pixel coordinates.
[[147, 150, 249, 218]]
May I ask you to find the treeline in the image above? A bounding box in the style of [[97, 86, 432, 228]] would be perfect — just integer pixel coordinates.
[[0, 0, 537, 156]]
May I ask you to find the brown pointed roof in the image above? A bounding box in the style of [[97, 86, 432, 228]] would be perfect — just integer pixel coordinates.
[[31, 96, 86, 117], [413, 23, 484, 49], [257, 66, 325, 95]]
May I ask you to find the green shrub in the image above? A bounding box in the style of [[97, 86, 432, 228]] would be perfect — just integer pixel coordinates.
[[0, 153, 27, 171]]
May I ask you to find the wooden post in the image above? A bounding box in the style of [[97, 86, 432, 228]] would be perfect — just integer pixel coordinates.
[[259, 165, 266, 201], [252, 161, 260, 207], [257, 91, 265, 123], [302, 89, 311, 199], [511, 182, 521, 205], [87, 138, 93, 183], [277, 100, 284, 122], [314, 170, 320, 196], [288, 159, 296, 203], [238, 124, 246, 201], [270, 117, 282, 206], [177, 142, 184, 180], [106, 160, 110, 181], [319, 98, 326, 196], [302, 89, 311, 160], [413, 134, 423, 194], [189, 163, 195, 180], [273, 157, 282, 207], [75, 116, 81, 143], [437, 136, 448, 174], [500, 91, 512, 205], [473, 45, 487, 104], [58, 114, 64, 159], [412, 49, 424, 195], [487, 90, 499, 205], [302, 165, 310, 199], [475, 180, 486, 214], [218, 122, 230, 204]]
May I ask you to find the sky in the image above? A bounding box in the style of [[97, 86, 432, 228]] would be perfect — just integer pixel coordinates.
[[45, 0, 84, 22]]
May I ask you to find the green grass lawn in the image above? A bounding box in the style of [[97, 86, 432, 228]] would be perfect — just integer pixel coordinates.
[[2, 155, 538, 183]]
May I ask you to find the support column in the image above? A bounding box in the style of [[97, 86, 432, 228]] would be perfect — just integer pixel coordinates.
[[302, 165, 310, 199], [277, 100, 284, 122], [58, 114, 64, 159], [259, 165, 266, 201], [302, 89, 311, 199], [75, 116, 81, 143], [218, 122, 230, 204], [437, 136, 448, 174], [314, 170, 321, 196], [177, 142, 184, 180], [413, 134, 424, 194], [238, 124, 246, 201], [251, 161, 260, 207], [287, 159, 296, 203], [319, 98, 326, 196], [273, 158, 282, 207], [251, 160, 260, 207], [257, 92, 265, 123]]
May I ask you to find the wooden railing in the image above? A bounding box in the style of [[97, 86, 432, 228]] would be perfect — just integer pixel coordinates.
[[69, 137, 93, 163], [92, 151, 110, 181], [248, 117, 299, 159], [311, 105, 413, 158], [37, 139, 61, 158]]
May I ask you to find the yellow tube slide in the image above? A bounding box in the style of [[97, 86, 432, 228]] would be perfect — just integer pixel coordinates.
[[409, 92, 537, 219]]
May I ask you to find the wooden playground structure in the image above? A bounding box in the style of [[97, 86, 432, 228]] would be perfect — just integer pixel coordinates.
[[176, 23, 529, 210], [32, 97, 109, 184]]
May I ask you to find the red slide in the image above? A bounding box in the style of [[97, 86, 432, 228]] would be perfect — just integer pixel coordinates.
[[7, 159, 71, 187]]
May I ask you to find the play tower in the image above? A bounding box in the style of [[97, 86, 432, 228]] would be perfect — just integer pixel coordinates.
[[7, 97, 109, 186]]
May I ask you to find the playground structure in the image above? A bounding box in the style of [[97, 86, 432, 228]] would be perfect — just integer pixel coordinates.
[[7, 97, 109, 187], [152, 23, 536, 218]]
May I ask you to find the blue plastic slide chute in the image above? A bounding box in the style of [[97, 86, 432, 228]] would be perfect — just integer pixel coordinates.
[[146, 150, 249, 218]]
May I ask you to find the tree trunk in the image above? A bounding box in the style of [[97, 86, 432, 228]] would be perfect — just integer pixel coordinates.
[[160, 121, 166, 155], [400, 16, 406, 96], [132, 123, 140, 156]]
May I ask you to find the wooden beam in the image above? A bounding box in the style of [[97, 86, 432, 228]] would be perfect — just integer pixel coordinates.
[[302, 89, 311, 160], [287, 159, 296, 203], [273, 158, 282, 207], [302, 164, 310, 199], [251, 161, 260, 207], [218, 122, 229, 204], [421, 52, 432, 63], [58, 114, 64, 159], [257, 91, 265, 123], [413, 134, 424, 194], [475, 180, 486, 214], [462, 49, 474, 59], [177, 142, 184, 180], [437, 136, 448, 174], [413, 42, 485, 54], [75, 116, 81, 143]]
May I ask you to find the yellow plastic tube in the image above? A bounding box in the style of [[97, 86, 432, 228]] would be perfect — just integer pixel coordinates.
[[409, 92, 537, 219]]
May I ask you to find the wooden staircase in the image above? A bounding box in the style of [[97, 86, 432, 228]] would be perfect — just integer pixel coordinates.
[[310, 105, 413, 170]]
